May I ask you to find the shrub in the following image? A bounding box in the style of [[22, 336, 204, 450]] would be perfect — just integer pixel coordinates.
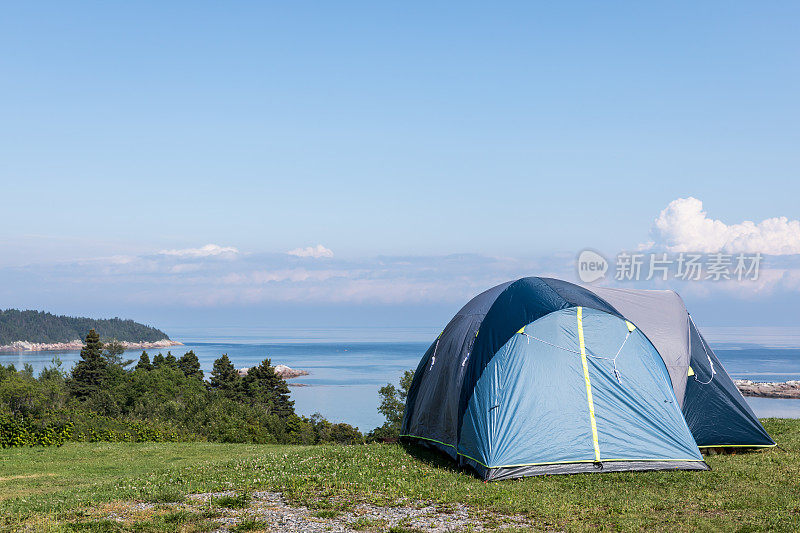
[[0, 415, 72, 448]]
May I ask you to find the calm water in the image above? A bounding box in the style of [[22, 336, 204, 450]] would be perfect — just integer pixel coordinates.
[[3, 326, 800, 430]]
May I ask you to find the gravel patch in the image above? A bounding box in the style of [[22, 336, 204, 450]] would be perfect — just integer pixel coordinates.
[[185, 490, 532, 532]]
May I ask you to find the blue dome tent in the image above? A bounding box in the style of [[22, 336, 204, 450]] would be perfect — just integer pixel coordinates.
[[401, 277, 774, 481]]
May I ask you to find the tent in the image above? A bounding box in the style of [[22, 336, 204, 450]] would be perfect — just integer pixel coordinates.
[[587, 286, 774, 449], [401, 277, 774, 481]]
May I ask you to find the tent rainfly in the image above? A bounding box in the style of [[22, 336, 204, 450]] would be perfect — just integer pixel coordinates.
[[401, 277, 774, 481]]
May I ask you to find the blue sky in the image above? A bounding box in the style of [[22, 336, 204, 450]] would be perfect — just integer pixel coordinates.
[[1, 3, 799, 330]]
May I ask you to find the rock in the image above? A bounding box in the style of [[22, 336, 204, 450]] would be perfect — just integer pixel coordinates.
[[274, 364, 309, 379], [735, 379, 800, 399], [237, 364, 309, 379]]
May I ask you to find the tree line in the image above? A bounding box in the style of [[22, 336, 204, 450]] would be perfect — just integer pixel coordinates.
[[1, 329, 362, 447]]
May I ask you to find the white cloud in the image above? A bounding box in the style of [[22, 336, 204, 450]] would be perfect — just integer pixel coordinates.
[[647, 197, 800, 254], [158, 244, 239, 258], [286, 244, 334, 258]]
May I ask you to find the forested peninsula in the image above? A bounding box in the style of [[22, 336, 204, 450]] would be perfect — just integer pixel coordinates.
[[0, 309, 178, 351]]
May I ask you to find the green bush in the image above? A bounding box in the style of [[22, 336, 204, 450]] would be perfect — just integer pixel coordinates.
[[367, 370, 415, 442], [0, 414, 72, 448], [0, 408, 194, 448]]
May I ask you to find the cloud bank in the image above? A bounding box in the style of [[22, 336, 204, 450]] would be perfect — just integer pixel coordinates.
[[3, 200, 800, 320], [287, 245, 334, 258], [0, 244, 554, 309], [158, 244, 240, 258], [647, 197, 800, 255]]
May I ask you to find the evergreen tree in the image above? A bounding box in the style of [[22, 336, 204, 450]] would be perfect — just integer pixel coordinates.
[[209, 354, 240, 398], [164, 351, 178, 369], [103, 340, 134, 368], [69, 329, 108, 400], [136, 351, 152, 371], [178, 350, 203, 380], [152, 353, 165, 368], [242, 358, 294, 418]]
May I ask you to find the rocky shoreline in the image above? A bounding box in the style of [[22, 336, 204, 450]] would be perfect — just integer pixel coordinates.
[[0, 339, 183, 353], [735, 380, 800, 399]]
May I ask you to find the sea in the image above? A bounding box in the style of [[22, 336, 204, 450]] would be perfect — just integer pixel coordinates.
[[3, 326, 800, 431]]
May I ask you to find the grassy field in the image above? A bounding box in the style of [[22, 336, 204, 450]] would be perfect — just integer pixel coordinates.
[[1, 418, 798, 532]]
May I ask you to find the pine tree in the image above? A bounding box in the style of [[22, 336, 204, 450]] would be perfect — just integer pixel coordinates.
[[242, 358, 294, 418], [164, 351, 178, 368], [209, 354, 240, 398], [136, 351, 152, 371], [178, 350, 203, 380], [103, 340, 132, 368], [69, 329, 109, 400], [152, 353, 165, 368]]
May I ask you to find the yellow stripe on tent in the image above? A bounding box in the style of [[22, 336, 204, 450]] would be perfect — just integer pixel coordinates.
[[577, 307, 601, 462], [688, 366, 695, 376]]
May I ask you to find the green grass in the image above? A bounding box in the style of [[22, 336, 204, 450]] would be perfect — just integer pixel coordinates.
[[1, 418, 798, 532], [350, 516, 386, 530], [230, 518, 267, 532], [210, 492, 250, 509]]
